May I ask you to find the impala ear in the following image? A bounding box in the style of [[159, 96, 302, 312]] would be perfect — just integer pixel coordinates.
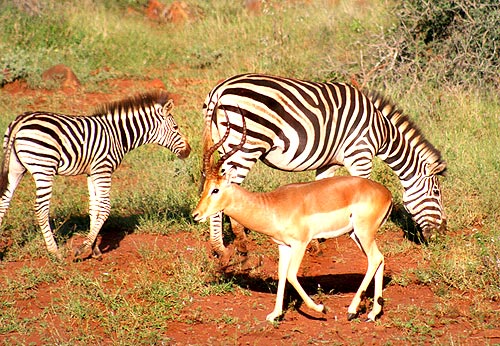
[[425, 161, 447, 177], [163, 99, 174, 115]]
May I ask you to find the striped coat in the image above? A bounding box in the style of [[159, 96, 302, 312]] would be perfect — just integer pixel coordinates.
[[0, 91, 191, 260], [201, 73, 446, 258]]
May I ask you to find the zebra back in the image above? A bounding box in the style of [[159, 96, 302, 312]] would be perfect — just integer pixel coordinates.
[[91, 90, 170, 117]]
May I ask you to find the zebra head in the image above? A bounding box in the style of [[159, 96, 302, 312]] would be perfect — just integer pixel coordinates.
[[156, 99, 191, 159], [402, 160, 447, 241]]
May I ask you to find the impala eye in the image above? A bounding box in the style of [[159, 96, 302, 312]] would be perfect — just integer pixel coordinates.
[[211, 188, 219, 195]]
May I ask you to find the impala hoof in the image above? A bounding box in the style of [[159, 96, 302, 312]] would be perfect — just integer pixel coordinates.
[[347, 312, 358, 321], [367, 310, 382, 322], [233, 239, 248, 256], [217, 246, 235, 269], [73, 244, 92, 261], [92, 246, 103, 260], [266, 310, 283, 322]]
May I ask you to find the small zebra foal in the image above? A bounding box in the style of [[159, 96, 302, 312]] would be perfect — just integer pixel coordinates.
[[0, 91, 191, 260]]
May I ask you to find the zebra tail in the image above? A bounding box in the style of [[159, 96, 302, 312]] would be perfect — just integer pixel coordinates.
[[0, 156, 7, 196], [0, 120, 21, 196], [0, 138, 11, 196]]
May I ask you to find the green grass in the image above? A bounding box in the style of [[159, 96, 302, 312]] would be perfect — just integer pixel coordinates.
[[1, 0, 499, 344]]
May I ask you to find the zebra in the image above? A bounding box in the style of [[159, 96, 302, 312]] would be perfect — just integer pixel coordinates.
[[201, 73, 447, 262], [0, 91, 191, 260]]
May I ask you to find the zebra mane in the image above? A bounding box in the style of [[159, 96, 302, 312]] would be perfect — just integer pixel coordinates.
[[367, 90, 446, 173], [91, 90, 171, 116]]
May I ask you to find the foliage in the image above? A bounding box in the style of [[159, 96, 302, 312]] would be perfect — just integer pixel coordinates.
[[374, 0, 500, 88], [0, 49, 33, 86]]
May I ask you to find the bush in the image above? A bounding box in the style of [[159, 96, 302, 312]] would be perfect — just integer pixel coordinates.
[[0, 49, 35, 86], [374, 0, 500, 89]]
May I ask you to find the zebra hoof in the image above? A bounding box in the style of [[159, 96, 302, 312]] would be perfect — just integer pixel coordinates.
[[49, 250, 64, 262]]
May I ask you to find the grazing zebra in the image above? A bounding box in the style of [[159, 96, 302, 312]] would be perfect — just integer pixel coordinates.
[[0, 91, 191, 260], [201, 73, 446, 261]]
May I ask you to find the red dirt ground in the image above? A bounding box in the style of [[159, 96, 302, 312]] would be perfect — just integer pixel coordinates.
[[1, 79, 499, 345]]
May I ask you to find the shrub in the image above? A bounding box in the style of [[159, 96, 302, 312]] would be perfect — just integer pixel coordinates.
[[0, 49, 35, 86], [373, 0, 500, 89]]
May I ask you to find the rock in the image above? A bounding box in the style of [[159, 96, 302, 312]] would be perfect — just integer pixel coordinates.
[[245, 0, 262, 14], [41, 64, 80, 90], [145, 0, 191, 24], [145, 0, 165, 20], [165, 1, 190, 24]]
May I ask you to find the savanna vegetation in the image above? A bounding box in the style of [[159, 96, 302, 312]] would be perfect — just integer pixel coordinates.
[[0, 0, 499, 345]]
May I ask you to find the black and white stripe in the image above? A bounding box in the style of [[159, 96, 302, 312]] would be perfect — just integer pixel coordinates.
[[0, 91, 191, 259], [202, 73, 446, 255]]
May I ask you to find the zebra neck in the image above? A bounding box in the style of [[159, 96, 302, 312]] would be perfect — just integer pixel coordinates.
[[108, 111, 149, 154], [377, 122, 440, 188]]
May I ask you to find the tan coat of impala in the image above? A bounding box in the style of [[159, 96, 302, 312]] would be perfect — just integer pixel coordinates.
[[193, 111, 393, 322]]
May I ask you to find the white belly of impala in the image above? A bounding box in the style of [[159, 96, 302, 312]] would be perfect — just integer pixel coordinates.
[[313, 221, 353, 240]]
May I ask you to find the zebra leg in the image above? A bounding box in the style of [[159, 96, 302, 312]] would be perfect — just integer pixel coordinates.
[[87, 175, 102, 259], [74, 175, 111, 260], [315, 164, 341, 180], [0, 156, 27, 225], [32, 172, 61, 260], [209, 211, 233, 266], [343, 150, 374, 179]]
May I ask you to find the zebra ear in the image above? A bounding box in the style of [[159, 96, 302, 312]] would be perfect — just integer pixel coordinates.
[[163, 99, 174, 115], [425, 161, 447, 177]]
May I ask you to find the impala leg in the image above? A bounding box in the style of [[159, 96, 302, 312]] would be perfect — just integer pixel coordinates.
[[32, 172, 61, 260], [267, 244, 292, 321], [230, 218, 248, 254], [347, 230, 384, 321], [285, 242, 326, 315], [367, 257, 384, 321], [267, 243, 326, 322]]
